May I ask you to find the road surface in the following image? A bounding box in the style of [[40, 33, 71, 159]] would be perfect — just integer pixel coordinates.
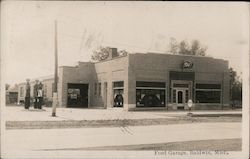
[[2, 122, 241, 159]]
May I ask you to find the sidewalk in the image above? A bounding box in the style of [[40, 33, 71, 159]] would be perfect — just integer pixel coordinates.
[[5, 106, 242, 122]]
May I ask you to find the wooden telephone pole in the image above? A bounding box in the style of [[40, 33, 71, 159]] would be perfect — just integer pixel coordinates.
[[52, 20, 58, 117]]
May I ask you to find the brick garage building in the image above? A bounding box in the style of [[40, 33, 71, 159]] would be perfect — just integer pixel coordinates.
[[58, 48, 230, 110]]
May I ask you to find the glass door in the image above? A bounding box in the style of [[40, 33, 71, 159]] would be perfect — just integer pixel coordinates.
[[176, 89, 187, 109]]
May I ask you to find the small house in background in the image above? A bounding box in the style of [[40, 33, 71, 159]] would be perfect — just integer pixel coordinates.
[[6, 86, 18, 105]]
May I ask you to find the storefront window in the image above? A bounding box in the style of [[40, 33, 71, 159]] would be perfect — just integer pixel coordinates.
[[136, 81, 166, 107], [195, 83, 221, 103], [196, 91, 221, 103], [136, 89, 165, 107]]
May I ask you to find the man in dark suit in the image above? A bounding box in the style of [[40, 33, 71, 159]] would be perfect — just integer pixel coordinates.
[[37, 82, 43, 109], [24, 79, 31, 109], [33, 80, 39, 109]]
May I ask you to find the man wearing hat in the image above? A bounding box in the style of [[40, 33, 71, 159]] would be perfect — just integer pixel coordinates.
[[37, 81, 43, 109], [24, 79, 31, 109], [33, 80, 39, 109]]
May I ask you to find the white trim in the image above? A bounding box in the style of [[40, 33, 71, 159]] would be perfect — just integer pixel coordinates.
[[113, 87, 124, 90]]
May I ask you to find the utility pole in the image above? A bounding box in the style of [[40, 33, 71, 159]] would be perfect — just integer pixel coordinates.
[[52, 20, 58, 117]]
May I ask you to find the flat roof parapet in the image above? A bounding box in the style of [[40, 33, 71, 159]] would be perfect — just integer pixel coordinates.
[[131, 52, 226, 62]]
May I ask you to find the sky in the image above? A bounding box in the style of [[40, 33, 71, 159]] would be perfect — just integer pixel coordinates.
[[1, 1, 249, 85]]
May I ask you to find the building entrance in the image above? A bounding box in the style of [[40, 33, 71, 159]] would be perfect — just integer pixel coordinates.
[[67, 83, 88, 108], [175, 89, 187, 109], [113, 81, 124, 107], [171, 80, 192, 110]]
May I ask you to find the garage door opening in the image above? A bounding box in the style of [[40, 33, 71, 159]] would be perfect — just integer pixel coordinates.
[[67, 83, 88, 108]]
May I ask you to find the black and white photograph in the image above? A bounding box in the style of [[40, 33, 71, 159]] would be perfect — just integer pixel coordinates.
[[0, 1, 249, 159]]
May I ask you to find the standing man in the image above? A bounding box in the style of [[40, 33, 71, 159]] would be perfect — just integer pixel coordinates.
[[114, 91, 123, 107], [33, 80, 39, 109], [37, 81, 43, 109], [24, 79, 31, 109]]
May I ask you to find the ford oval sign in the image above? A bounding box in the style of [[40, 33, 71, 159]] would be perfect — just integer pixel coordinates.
[[183, 60, 193, 69]]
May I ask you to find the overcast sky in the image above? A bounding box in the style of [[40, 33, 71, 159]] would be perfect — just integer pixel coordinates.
[[1, 1, 249, 85]]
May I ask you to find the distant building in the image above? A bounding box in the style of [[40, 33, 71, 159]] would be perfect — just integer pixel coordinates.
[[17, 48, 230, 110], [6, 86, 18, 104]]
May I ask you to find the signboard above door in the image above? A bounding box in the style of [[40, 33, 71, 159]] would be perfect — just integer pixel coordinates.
[[182, 60, 194, 71]]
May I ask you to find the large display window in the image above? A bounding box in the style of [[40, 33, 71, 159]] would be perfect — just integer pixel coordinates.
[[195, 83, 221, 103], [136, 89, 165, 107], [136, 81, 166, 107], [196, 91, 221, 103]]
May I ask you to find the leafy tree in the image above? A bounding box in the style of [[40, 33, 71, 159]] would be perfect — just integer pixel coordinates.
[[168, 38, 207, 56], [118, 50, 128, 56], [190, 40, 207, 56], [179, 40, 191, 55], [229, 67, 242, 107], [91, 46, 110, 61], [168, 37, 179, 55], [5, 84, 10, 90], [91, 46, 128, 61]]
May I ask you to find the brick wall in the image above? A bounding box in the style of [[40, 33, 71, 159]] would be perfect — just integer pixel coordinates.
[[127, 53, 230, 110]]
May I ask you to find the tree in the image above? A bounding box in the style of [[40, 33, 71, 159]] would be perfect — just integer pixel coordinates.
[[168, 38, 207, 56], [190, 40, 207, 56], [168, 37, 179, 55], [118, 50, 128, 56], [91, 46, 128, 61], [6, 84, 10, 90], [179, 40, 191, 55], [229, 67, 242, 108], [91, 46, 110, 61]]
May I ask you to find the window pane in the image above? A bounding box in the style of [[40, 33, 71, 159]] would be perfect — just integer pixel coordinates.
[[136, 89, 165, 107], [113, 81, 124, 88], [196, 84, 221, 89], [98, 83, 101, 96], [185, 90, 189, 103], [136, 81, 166, 88], [196, 91, 221, 103], [173, 89, 176, 103], [94, 83, 97, 95]]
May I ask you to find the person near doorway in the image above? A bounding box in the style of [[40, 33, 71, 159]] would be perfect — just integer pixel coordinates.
[[24, 79, 31, 109], [114, 91, 123, 107], [33, 80, 39, 109]]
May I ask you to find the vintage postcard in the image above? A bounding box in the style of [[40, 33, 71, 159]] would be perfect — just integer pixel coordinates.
[[1, 1, 249, 159]]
